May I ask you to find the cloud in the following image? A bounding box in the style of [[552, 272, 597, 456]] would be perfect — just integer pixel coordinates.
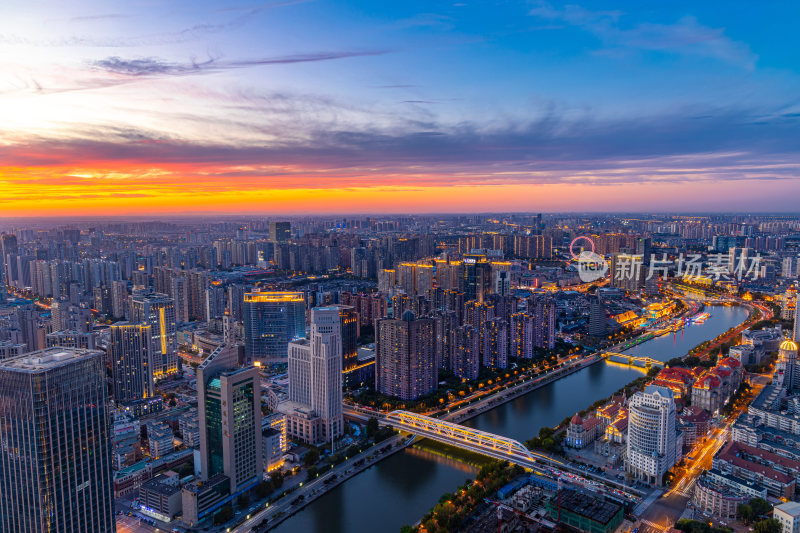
[[1, 1, 306, 48], [90, 50, 392, 77], [1, 103, 799, 191], [529, 2, 757, 69]]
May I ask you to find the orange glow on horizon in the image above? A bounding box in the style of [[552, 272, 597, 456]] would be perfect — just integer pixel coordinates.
[[2, 159, 795, 216]]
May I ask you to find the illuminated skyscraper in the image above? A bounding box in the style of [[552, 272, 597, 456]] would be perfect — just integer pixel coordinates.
[[339, 305, 359, 372], [462, 255, 492, 302], [130, 291, 178, 379], [243, 291, 306, 364], [109, 322, 154, 402], [376, 311, 436, 400], [0, 348, 115, 532]]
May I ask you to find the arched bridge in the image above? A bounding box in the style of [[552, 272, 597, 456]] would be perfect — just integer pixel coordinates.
[[382, 410, 643, 503], [385, 410, 542, 465], [602, 352, 664, 369]]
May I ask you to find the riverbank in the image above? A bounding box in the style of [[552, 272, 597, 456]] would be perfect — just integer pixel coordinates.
[[248, 355, 603, 531], [445, 354, 602, 425], [268, 304, 752, 533], [240, 435, 411, 532]]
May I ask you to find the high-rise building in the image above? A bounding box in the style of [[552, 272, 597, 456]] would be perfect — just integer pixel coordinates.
[[130, 291, 178, 379], [452, 324, 480, 380], [109, 322, 154, 403], [777, 339, 799, 392], [0, 348, 115, 532], [589, 295, 607, 337], [280, 307, 344, 444], [339, 305, 359, 371], [482, 317, 508, 369], [794, 301, 800, 342], [375, 311, 437, 400], [171, 276, 189, 324], [462, 255, 492, 302], [532, 297, 556, 349], [269, 221, 291, 243], [243, 291, 306, 364], [111, 279, 128, 319], [625, 385, 678, 486], [510, 312, 535, 360], [197, 345, 262, 494], [610, 253, 644, 291]]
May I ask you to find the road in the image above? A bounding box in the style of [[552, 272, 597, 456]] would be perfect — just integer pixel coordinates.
[[116, 514, 156, 533], [231, 435, 407, 533]]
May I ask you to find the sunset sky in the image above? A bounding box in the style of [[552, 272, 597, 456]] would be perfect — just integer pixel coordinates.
[[2, 0, 799, 216]]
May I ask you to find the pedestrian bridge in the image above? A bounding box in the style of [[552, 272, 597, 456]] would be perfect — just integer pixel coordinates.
[[602, 352, 664, 369]]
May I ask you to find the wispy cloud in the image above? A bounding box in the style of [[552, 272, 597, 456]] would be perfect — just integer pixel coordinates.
[[90, 50, 392, 78], [2, 103, 798, 188], [529, 2, 757, 69]]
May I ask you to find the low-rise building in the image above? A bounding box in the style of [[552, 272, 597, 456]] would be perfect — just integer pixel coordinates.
[[545, 489, 623, 533], [713, 441, 797, 499], [565, 413, 602, 449], [262, 412, 287, 472], [693, 473, 750, 520], [148, 422, 175, 459], [774, 501, 800, 533], [179, 411, 200, 449], [181, 473, 231, 527], [705, 468, 768, 500], [139, 473, 182, 523]]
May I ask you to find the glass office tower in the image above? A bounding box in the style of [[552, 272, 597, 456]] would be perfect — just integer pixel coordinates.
[[0, 348, 115, 533], [243, 292, 306, 364]]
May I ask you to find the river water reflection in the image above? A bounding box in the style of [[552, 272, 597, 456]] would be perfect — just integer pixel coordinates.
[[272, 305, 748, 533]]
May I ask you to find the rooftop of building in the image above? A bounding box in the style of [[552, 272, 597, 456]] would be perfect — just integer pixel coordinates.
[[549, 489, 622, 525], [263, 427, 280, 438], [0, 347, 102, 372], [183, 473, 229, 494], [243, 291, 304, 303], [141, 475, 181, 496], [722, 440, 800, 472], [696, 473, 753, 500], [780, 339, 799, 352], [775, 501, 800, 517], [706, 468, 767, 493]]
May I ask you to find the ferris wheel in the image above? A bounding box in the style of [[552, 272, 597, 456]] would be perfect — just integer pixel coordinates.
[[569, 236, 595, 259]]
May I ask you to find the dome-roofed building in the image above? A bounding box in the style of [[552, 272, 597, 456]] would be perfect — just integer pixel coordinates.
[[780, 339, 799, 352], [777, 338, 799, 391], [566, 412, 601, 449]]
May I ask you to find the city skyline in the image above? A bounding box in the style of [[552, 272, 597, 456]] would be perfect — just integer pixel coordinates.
[[3, 1, 800, 215]]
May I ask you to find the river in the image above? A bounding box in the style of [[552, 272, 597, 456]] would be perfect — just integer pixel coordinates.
[[271, 304, 749, 533]]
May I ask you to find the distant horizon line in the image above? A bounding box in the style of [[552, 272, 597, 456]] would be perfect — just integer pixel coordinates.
[[1, 210, 799, 222]]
